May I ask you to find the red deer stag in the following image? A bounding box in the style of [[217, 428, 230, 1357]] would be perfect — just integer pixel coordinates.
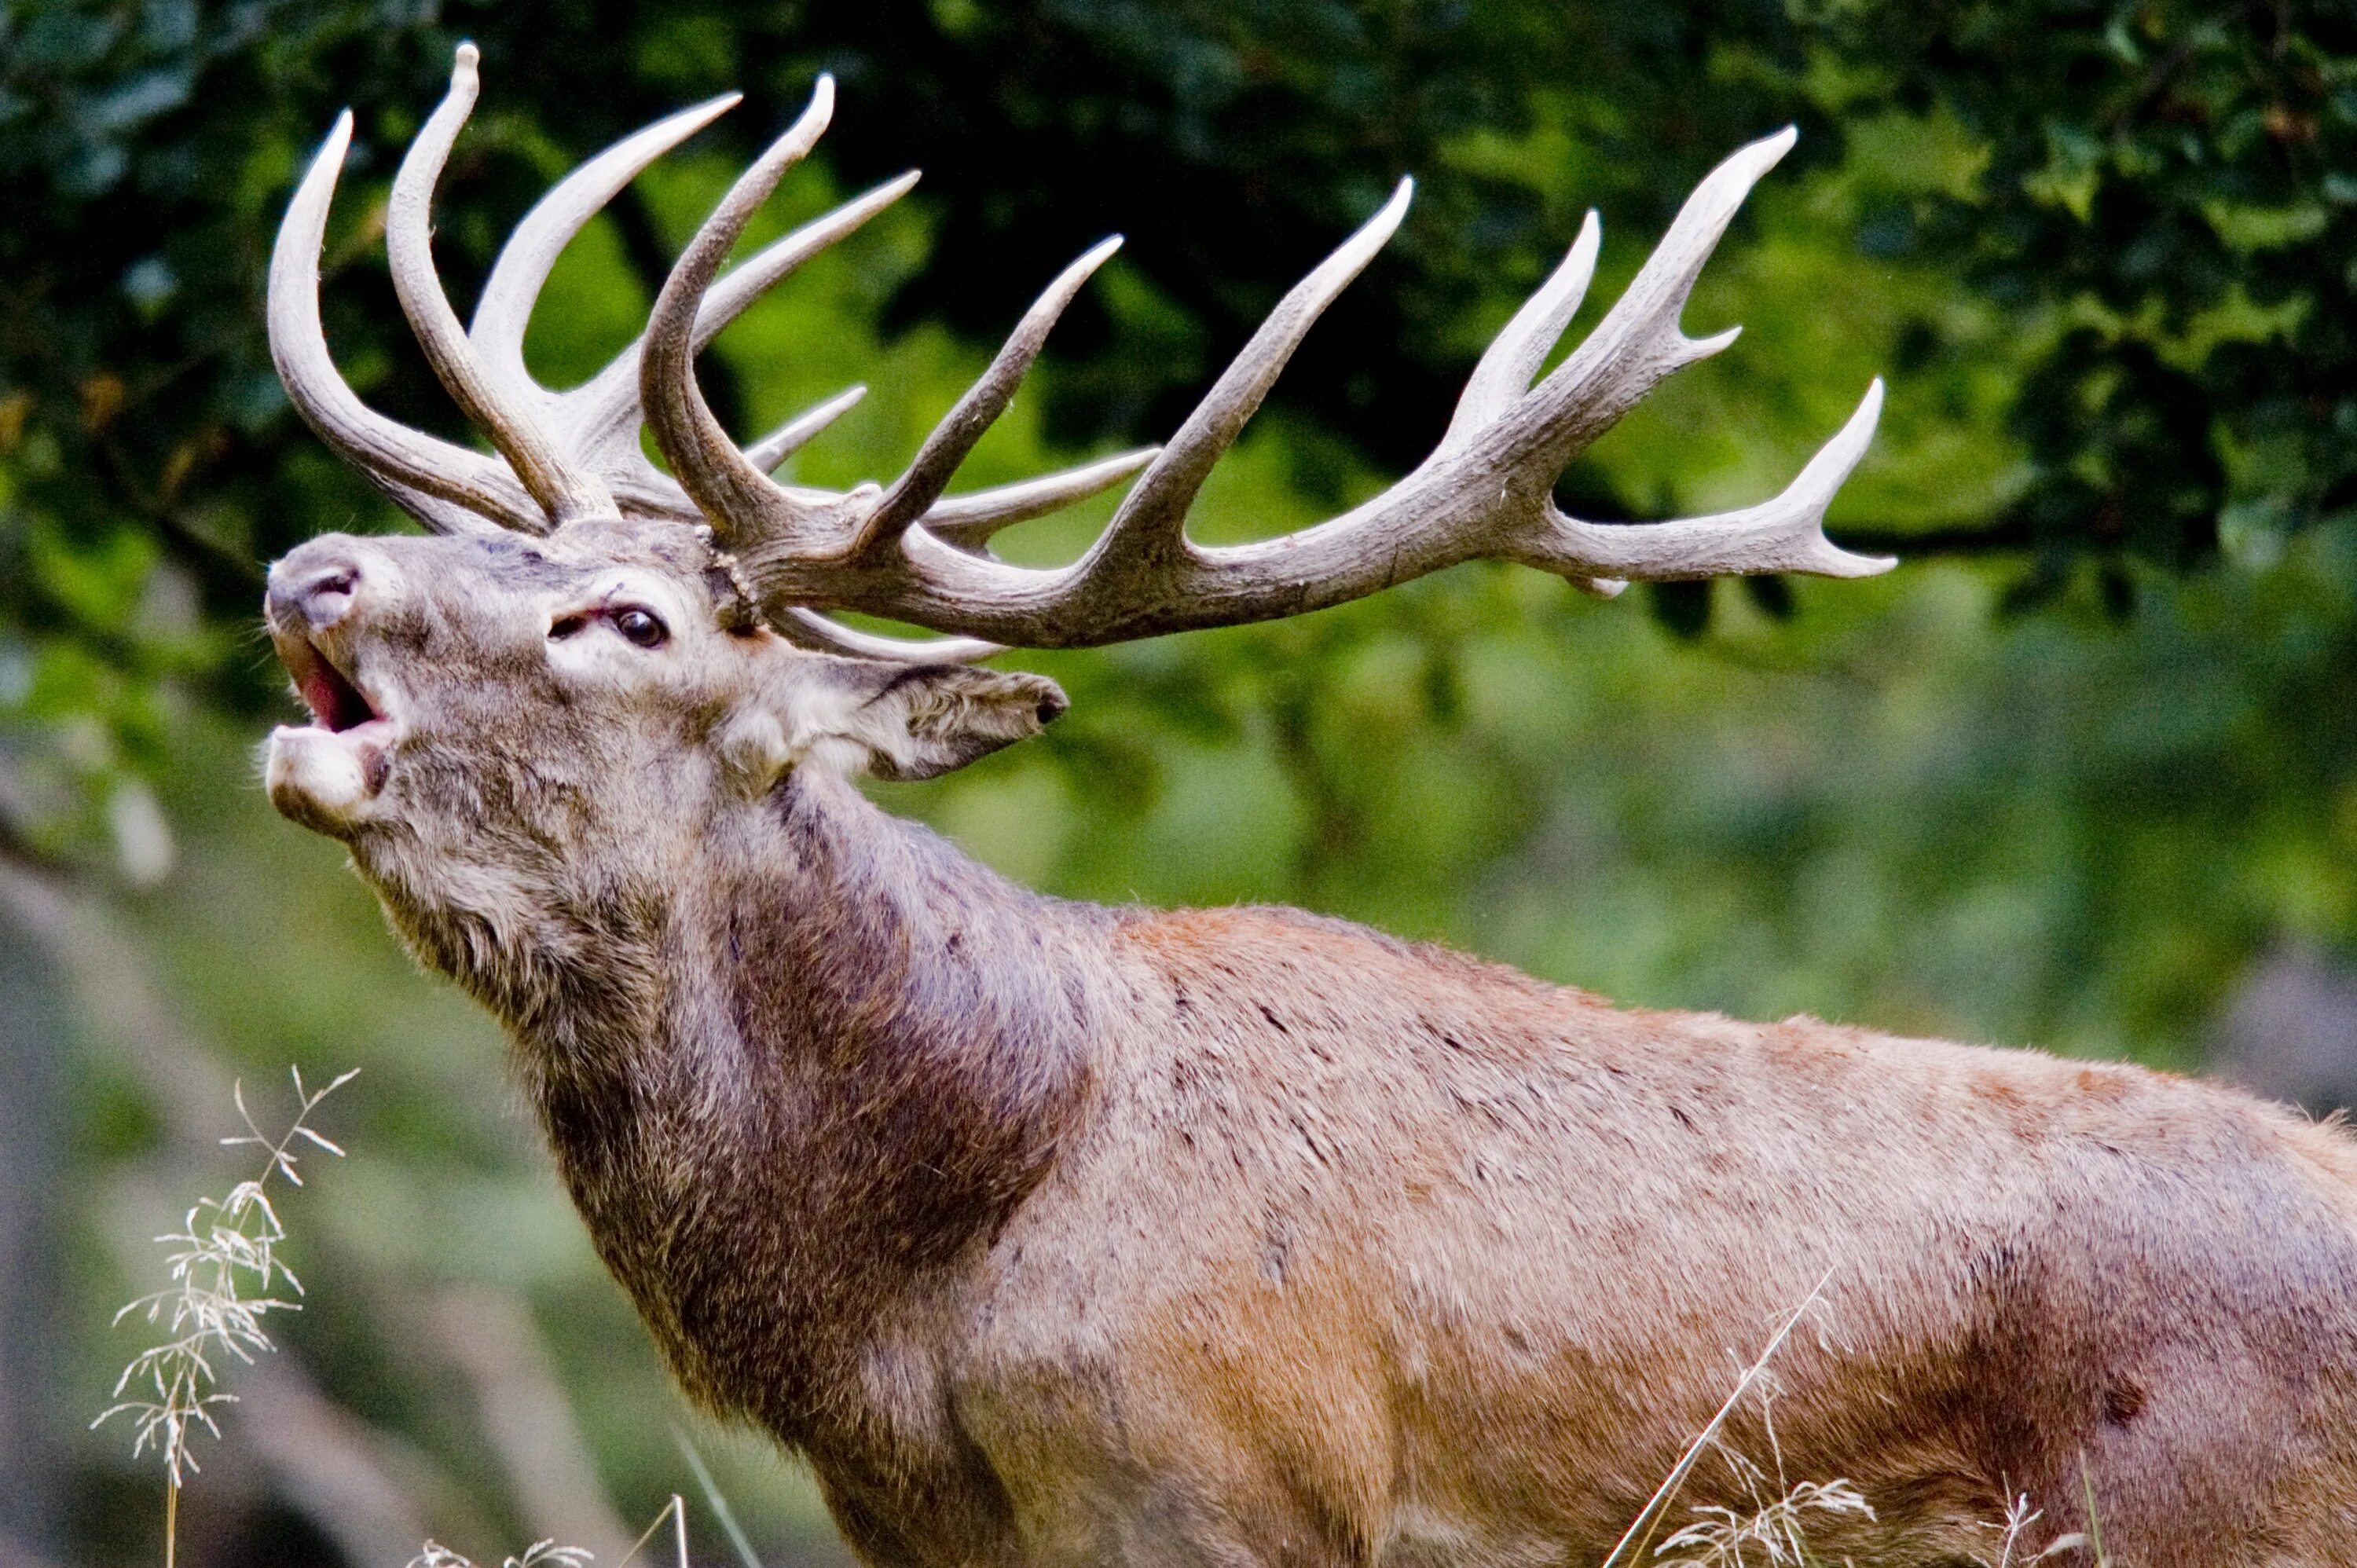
[[260, 46, 2357, 1567]]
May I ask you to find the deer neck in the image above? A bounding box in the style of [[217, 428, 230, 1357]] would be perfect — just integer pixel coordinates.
[[394, 768, 1105, 1438]]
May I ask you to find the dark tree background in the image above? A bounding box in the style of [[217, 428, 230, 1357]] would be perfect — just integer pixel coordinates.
[[9, 2, 2348, 863]]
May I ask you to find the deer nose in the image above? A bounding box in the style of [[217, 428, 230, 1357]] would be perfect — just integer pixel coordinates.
[[266, 555, 364, 633]]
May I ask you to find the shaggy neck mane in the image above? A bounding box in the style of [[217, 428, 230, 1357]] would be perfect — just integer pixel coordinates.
[[406, 768, 1105, 1440]]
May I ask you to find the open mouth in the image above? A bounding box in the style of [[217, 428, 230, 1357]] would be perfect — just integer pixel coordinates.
[[277, 631, 385, 734], [264, 624, 398, 829]]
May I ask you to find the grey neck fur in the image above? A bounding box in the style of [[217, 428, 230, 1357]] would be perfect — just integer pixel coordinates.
[[365, 768, 1103, 1443]]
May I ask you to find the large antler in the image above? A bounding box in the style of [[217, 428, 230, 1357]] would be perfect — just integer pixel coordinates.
[[640, 96, 1893, 647], [272, 46, 1892, 656], [267, 44, 1149, 639]]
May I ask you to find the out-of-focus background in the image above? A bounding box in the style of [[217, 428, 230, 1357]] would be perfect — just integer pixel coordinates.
[[3, 1, 2354, 1563]]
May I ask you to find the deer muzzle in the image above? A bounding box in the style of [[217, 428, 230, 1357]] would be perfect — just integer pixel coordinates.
[[264, 543, 398, 831]]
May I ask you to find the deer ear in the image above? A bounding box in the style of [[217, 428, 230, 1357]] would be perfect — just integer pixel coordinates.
[[730, 660, 1066, 789], [838, 663, 1069, 782]]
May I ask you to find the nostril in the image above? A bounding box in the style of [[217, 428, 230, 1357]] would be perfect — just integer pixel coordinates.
[[265, 544, 377, 634], [272, 563, 361, 630]]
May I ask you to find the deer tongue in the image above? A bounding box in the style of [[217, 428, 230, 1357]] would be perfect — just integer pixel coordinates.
[[277, 629, 381, 733]]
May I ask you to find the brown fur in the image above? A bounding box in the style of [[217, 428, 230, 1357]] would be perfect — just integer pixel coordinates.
[[262, 522, 2357, 1566]]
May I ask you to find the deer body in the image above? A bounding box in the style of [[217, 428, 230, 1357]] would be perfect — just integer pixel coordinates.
[[257, 48, 2357, 1566], [356, 752, 2357, 1568]]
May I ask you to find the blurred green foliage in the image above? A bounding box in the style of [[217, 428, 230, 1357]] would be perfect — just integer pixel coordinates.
[[1816, 0, 2357, 598], [9, 2, 2357, 1564], [12, 0, 2357, 866]]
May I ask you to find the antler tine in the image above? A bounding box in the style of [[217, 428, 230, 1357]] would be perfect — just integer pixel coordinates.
[[565, 171, 920, 463], [1523, 380, 1893, 581], [267, 109, 541, 535], [641, 76, 849, 551], [1439, 211, 1600, 458], [1085, 178, 1414, 574], [695, 171, 922, 356], [773, 607, 1002, 665], [922, 447, 1160, 553], [471, 90, 742, 398], [1440, 211, 1613, 593], [744, 387, 870, 473], [853, 237, 1127, 556], [1505, 128, 1796, 475], [368, 474, 519, 537], [388, 44, 617, 526]]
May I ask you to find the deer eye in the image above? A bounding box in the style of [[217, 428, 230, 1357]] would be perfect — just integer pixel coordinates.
[[613, 606, 669, 649]]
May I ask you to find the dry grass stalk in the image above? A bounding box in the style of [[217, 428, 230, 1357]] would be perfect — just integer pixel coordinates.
[[1650, 1408, 1874, 1568], [1650, 1473, 1872, 1567], [93, 1065, 356, 1567], [1596, 1269, 1838, 1568], [675, 1427, 766, 1568], [415, 1493, 694, 1568], [1973, 1492, 2093, 1567], [410, 1541, 595, 1568], [1646, 1315, 1873, 1567]]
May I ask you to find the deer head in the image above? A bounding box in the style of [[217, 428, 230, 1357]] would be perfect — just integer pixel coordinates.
[[262, 44, 1890, 892]]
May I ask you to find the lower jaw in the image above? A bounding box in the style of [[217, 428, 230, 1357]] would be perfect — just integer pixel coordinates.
[[265, 723, 392, 833]]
